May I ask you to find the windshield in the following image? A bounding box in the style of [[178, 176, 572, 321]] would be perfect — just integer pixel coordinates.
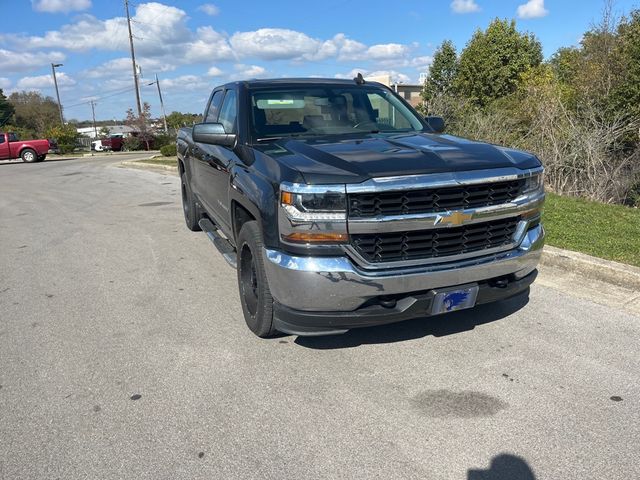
[[250, 85, 424, 141]]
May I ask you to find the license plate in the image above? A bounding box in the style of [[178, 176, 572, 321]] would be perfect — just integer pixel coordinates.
[[431, 285, 479, 315]]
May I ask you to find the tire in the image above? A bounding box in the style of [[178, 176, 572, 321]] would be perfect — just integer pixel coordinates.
[[21, 149, 37, 163], [37, 155, 47, 162], [237, 221, 277, 338], [180, 172, 201, 231]]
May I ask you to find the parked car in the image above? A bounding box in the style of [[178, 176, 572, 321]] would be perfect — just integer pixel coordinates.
[[0, 132, 50, 162], [91, 136, 124, 152], [177, 78, 545, 337]]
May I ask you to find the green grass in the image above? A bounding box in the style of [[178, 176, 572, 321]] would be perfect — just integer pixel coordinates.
[[544, 192, 640, 267], [135, 157, 177, 167]]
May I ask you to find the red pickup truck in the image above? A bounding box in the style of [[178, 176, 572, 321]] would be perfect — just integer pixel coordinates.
[[0, 132, 50, 163]]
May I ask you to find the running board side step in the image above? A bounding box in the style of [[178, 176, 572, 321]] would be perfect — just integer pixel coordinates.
[[198, 218, 237, 269]]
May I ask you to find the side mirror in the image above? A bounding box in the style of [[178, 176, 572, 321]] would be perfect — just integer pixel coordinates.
[[425, 116, 445, 133], [192, 123, 236, 147]]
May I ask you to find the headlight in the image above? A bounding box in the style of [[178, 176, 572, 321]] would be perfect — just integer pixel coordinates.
[[279, 183, 348, 244], [523, 172, 544, 194], [281, 191, 346, 221]]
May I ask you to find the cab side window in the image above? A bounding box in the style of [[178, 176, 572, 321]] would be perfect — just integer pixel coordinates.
[[8, 133, 18, 142], [205, 91, 224, 123], [218, 90, 238, 134], [0, 134, 5, 144]]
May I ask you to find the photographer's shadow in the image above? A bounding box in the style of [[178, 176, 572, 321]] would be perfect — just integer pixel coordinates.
[[468, 454, 536, 480], [295, 289, 530, 349]]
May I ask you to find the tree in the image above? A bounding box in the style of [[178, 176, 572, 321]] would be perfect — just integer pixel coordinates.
[[0, 89, 15, 127], [45, 124, 78, 154], [611, 10, 640, 124], [420, 40, 458, 112], [124, 102, 153, 150], [166, 111, 201, 132], [455, 19, 543, 106], [99, 126, 111, 138], [8, 91, 60, 137]]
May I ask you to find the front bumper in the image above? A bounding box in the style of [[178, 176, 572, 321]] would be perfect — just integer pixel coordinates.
[[263, 224, 545, 334]]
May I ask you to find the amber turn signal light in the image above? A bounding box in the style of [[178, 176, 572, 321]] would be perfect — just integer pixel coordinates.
[[282, 232, 349, 244], [281, 191, 294, 205]]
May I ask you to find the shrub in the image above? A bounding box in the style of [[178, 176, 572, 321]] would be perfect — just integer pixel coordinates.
[[160, 144, 177, 157], [58, 144, 75, 154], [123, 136, 143, 151], [153, 133, 174, 149]]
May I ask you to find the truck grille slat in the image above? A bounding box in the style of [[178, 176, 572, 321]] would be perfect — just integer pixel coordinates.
[[349, 179, 526, 217], [351, 217, 519, 263]]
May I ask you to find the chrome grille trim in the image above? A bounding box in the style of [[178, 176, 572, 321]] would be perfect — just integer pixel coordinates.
[[345, 166, 544, 193]]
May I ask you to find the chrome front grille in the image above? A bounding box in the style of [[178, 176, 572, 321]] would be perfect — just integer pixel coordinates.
[[348, 179, 526, 218], [350, 217, 520, 263]]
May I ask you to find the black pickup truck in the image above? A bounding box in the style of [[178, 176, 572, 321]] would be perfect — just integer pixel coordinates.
[[177, 77, 545, 337]]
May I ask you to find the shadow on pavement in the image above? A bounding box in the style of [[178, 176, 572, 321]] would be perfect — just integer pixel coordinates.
[[0, 156, 84, 166], [294, 289, 530, 349], [468, 454, 536, 480]]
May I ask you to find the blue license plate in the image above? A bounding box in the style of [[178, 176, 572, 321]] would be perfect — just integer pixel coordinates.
[[431, 285, 479, 315]]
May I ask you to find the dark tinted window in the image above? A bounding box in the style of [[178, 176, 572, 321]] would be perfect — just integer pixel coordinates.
[[218, 90, 238, 134], [8, 133, 18, 142], [205, 91, 224, 123], [0, 134, 5, 144]]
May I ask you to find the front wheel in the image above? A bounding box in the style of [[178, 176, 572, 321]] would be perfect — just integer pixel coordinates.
[[21, 149, 37, 163], [237, 221, 277, 338], [180, 172, 201, 231]]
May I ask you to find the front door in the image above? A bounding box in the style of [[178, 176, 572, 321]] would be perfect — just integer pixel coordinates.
[[0, 134, 8, 160], [193, 89, 238, 236]]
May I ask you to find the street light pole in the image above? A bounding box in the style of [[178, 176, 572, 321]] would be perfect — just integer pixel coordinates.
[[51, 63, 64, 125], [154, 74, 168, 134]]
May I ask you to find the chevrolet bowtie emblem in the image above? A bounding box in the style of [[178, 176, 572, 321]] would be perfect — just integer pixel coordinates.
[[434, 210, 473, 226]]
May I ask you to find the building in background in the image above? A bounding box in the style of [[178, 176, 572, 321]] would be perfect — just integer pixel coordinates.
[[365, 74, 423, 108], [76, 125, 136, 139]]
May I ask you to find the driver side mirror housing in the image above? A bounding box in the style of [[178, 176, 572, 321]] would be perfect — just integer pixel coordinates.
[[192, 123, 236, 147], [425, 116, 445, 133]]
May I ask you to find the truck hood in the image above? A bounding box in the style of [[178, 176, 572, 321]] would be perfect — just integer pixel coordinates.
[[254, 132, 541, 184]]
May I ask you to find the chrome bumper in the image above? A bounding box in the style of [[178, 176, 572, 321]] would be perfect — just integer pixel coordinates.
[[263, 224, 545, 312]]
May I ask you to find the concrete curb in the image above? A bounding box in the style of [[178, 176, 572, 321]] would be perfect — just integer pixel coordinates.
[[119, 159, 178, 173], [541, 245, 640, 291], [52, 151, 161, 161]]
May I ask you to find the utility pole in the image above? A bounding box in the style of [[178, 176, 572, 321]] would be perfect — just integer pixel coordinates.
[[90, 100, 98, 139], [51, 63, 64, 125], [154, 74, 168, 134], [124, 0, 142, 118]]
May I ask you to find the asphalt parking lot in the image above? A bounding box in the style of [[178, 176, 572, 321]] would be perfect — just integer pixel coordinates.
[[1, 155, 638, 480]]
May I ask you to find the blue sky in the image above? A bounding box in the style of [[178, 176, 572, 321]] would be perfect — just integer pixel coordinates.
[[1, 0, 637, 121]]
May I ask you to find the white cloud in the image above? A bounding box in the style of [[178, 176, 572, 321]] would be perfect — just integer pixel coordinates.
[[517, 0, 549, 19], [82, 57, 176, 80], [335, 68, 411, 84], [198, 3, 219, 15], [234, 64, 267, 78], [207, 66, 223, 76], [17, 72, 76, 90], [183, 26, 235, 63], [157, 75, 210, 91], [0, 78, 11, 90], [0, 48, 66, 74], [230, 29, 320, 60], [5, 3, 421, 83], [366, 43, 409, 60], [32, 0, 91, 13], [451, 0, 480, 14]]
